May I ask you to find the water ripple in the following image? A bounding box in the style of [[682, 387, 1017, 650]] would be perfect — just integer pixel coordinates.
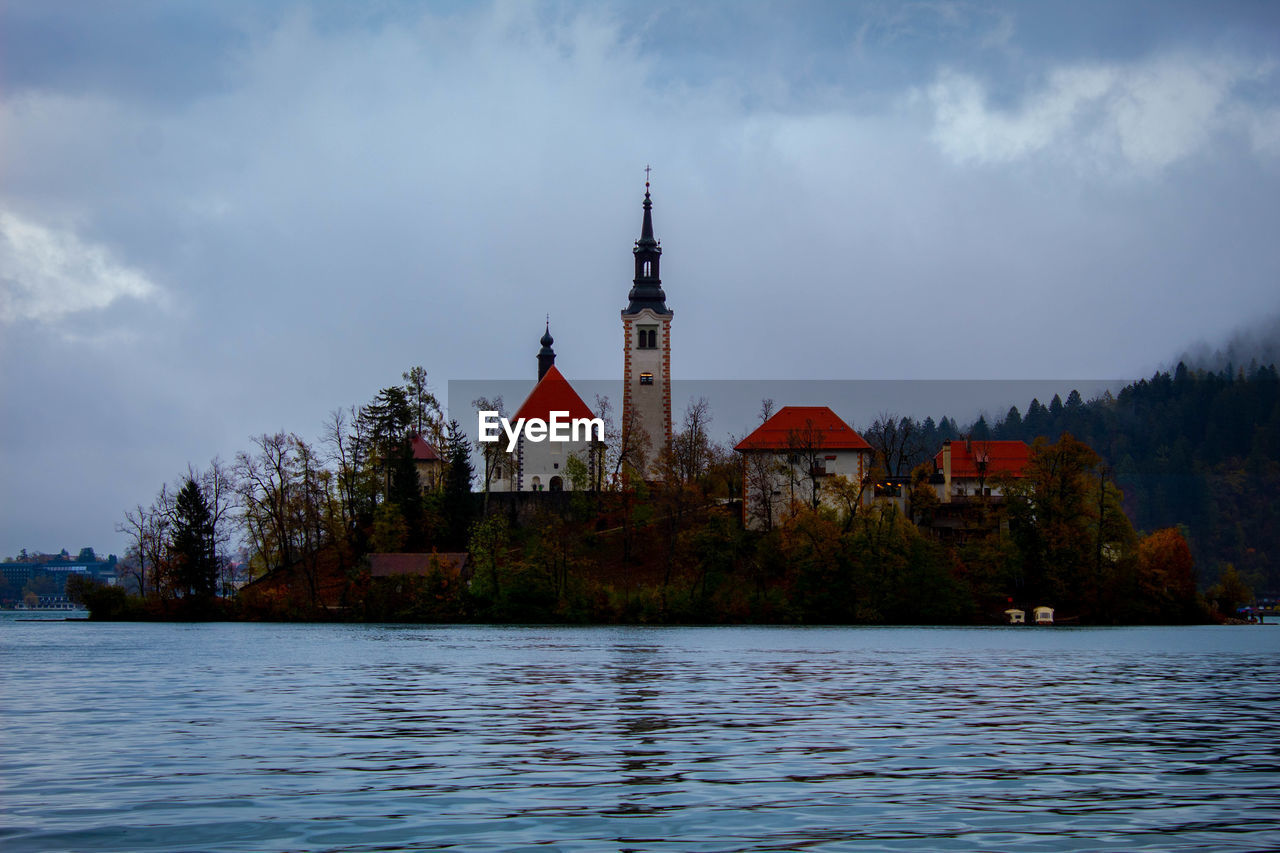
[[2, 622, 1279, 851]]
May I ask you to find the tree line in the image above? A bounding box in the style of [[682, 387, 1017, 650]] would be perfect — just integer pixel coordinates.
[[78, 360, 1274, 622]]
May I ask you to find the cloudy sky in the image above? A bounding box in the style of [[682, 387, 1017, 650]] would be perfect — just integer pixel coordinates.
[[2, 1, 1279, 557]]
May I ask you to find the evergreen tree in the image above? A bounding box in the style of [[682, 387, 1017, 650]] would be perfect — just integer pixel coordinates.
[[387, 436, 425, 550], [171, 477, 218, 600], [441, 419, 475, 549], [1025, 398, 1050, 438], [999, 406, 1022, 439]]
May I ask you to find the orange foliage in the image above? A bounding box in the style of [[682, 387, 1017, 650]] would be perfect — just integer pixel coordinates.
[[1137, 528, 1195, 602]]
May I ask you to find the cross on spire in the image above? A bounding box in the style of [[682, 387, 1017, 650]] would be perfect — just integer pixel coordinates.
[[644, 164, 651, 188]]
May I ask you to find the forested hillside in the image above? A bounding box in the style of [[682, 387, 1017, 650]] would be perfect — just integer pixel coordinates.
[[966, 362, 1278, 592]]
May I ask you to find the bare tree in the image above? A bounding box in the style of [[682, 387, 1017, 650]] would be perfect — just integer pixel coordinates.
[[116, 504, 154, 596], [591, 394, 616, 491], [292, 435, 329, 608], [742, 398, 783, 531], [671, 397, 713, 484], [785, 418, 828, 512], [188, 458, 238, 596], [323, 407, 360, 540], [610, 399, 652, 485], [472, 394, 506, 511], [147, 484, 176, 600], [866, 412, 927, 477], [235, 432, 298, 577]]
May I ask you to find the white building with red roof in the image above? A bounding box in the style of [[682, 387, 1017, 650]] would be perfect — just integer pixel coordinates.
[[490, 324, 602, 492], [934, 438, 1031, 501], [734, 406, 874, 529]]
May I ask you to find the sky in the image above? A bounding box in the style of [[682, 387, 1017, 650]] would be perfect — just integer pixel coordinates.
[[2, 0, 1279, 557]]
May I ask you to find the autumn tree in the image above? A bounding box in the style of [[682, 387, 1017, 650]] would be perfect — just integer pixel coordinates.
[[1134, 528, 1198, 620], [1003, 433, 1136, 616], [1207, 563, 1253, 617]]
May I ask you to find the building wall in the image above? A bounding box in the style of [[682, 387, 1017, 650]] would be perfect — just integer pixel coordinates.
[[935, 477, 1012, 501], [622, 308, 672, 470], [740, 448, 872, 530], [489, 436, 597, 492]]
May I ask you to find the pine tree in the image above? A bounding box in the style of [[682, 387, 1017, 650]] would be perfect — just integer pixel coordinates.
[[171, 477, 218, 600], [441, 419, 475, 549]]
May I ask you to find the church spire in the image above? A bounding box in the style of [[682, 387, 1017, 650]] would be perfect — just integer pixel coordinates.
[[625, 174, 670, 316], [638, 184, 656, 247], [537, 317, 555, 381]]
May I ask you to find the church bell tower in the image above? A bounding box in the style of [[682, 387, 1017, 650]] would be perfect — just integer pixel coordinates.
[[621, 176, 673, 469]]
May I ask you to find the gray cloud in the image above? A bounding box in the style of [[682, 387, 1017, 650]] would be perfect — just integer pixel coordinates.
[[926, 54, 1280, 171], [0, 209, 164, 326]]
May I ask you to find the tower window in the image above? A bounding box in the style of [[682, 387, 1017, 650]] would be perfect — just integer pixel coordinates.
[[638, 329, 647, 348], [643, 260, 651, 276], [640, 372, 654, 386], [637, 326, 658, 349], [647, 329, 657, 348]]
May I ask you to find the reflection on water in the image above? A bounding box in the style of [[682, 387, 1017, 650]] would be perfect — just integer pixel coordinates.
[[1, 623, 1279, 852]]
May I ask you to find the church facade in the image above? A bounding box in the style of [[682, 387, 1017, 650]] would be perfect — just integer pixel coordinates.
[[486, 181, 673, 491], [488, 323, 602, 492]]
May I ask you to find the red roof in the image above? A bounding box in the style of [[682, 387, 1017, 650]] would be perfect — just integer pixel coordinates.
[[936, 439, 1030, 479], [411, 434, 441, 461], [512, 365, 596, 423], [734, 406, 872, 452]]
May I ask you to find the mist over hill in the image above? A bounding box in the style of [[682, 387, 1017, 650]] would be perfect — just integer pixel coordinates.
[[1177, 311, 1280, 374]]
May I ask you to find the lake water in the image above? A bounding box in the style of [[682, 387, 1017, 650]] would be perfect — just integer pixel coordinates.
[[1, 620, 1278, 852]]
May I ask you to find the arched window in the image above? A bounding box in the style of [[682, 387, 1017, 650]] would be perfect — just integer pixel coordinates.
[[531, 476, 542, 492], [643, 260, 651, 276], [638, 329, 647, 348], [647, 329, 657, 348], [549, 476, 563, 492]]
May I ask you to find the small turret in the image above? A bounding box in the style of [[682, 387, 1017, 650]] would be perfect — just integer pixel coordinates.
[[537, 319, 555, 381]]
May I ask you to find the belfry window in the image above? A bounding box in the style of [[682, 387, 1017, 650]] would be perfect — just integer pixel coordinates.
[[643, 260, 651, 276], [647, 329, 657, 348], [640, 372, 654, 386], [638, 325, 658, 349]]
